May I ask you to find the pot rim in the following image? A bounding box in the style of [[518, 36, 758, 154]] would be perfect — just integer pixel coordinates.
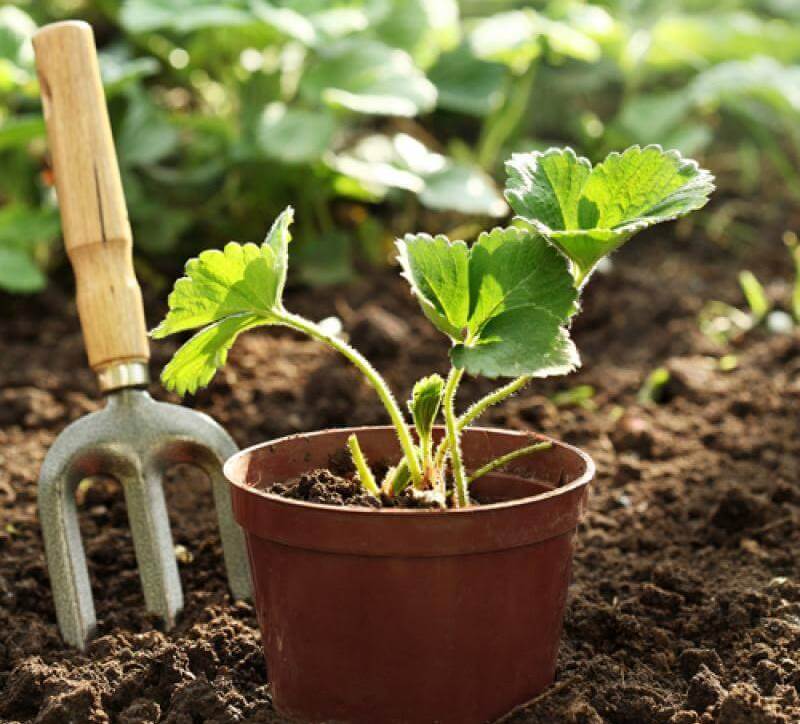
[[224, 425, 595, 518]]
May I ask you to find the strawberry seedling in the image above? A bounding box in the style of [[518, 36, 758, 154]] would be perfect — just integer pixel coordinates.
[[155, 145, 713, 507]]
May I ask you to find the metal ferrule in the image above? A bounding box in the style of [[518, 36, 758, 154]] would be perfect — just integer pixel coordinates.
[[97, 361, 150, 393]]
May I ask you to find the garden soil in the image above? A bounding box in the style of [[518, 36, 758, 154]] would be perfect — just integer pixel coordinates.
[[1, 227, 799, 723]]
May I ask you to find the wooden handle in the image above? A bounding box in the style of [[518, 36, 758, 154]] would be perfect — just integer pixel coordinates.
[[33, 21, 149, 372]]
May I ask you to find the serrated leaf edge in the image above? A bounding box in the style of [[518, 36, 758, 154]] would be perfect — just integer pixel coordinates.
[[505, 143, 715, 237]]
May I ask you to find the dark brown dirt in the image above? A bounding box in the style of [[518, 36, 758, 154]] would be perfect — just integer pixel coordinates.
[[2, 221, 800, 723], [268, 467, 474, 509], [270, 468, 382, 507]]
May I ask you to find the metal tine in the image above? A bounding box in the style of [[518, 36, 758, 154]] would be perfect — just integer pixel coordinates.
[[148, 404, 251, 601], [38, 428, 100, 649]]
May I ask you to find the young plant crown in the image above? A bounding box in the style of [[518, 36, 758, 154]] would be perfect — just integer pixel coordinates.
[[154, 145, 713, 507]]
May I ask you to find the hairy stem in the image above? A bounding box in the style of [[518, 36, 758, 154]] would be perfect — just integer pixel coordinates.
[[443, 367, 468, 508], [347, 434, 380, 496], [433, 374, 532, 470], [467, 441, 552, 485], [279, 311, 423, 485], [460, 375, 532, 429]]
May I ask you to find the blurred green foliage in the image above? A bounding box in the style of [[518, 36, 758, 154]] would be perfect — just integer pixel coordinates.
[[1, 0, 799, 293]]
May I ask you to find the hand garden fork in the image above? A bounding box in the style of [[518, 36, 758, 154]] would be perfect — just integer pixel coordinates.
[[33, 21, 251, 649]]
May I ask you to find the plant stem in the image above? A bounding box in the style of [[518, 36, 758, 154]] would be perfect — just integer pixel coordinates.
[[467, 441, 552, 485], [433, 374, 532, 470], [347, 434, 380, 496], [279, 311, 423, 485], [477, 65, 536, 171], [442, 367, 468, 508], [460, 375, 532, 429]]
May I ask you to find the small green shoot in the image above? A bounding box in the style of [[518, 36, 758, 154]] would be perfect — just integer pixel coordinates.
[[738, 270, 770, 322], [784, 231, 800, 323], [408, 374, 445, 487], [346, 435, 380, 497], [698, 301, 754, 345], [551, 385, 596, 410], [637, 367, 670, 405], [701, 238, 800, 344], [155, 146, 713, 507]]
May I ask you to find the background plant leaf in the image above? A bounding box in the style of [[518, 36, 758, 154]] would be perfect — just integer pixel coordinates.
[[257, 103, 335, 164], [301, 39, 436, 117]]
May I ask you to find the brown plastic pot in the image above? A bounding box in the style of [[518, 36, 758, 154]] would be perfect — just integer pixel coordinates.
[[225, 426, 594, 724]]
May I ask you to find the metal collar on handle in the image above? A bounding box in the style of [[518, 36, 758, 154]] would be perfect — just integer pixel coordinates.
[[97, 361, 150, 393]]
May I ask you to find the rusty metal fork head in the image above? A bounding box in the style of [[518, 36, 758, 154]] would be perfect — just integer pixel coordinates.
[[38, 385, 251, 649]]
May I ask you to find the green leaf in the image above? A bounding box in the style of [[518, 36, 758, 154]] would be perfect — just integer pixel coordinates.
[[327, 133, 505, 215], [293, 231, 353, 286], [99, 46, 160, 94], [738, 270, 770, 322], [505, 145, 714, 283], [152, 207, 292, 340], [408, 374, 444, 439], [469, 8, 599, 72], [0, 115, 44, 151], [539, 18, 600, 62], [154, 206, 294, 394], [0, 204, 56, 293], [0, 6, 35, 68], [421, 163, 507, 217], [398, 226, 579, 379], [428, 45, 506, 117], [0, 246, 45, 293], [161, 313, 264, 395], [468, 11, 540, 73], [645, 11, 800, 70], [374, 0, 460, 69], [466, 226, 577, 335], [120, 0, 252, 34], [301, 39, 436, 117], [257, 102, 335, 164], [250, 0, 317, 45], [397, 233, 470, 339], [691, 57, 800, 121], [118, 92, 179, 166]]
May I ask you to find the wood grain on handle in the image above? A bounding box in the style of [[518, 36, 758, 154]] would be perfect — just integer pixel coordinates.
[[33, 21, 149, 372]]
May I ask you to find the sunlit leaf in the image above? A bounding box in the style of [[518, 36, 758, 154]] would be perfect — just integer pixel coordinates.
[[428, 44, 506, 117], [327, 133, 505, 215], [645, 11, 800, 69], [505, 145, 714, 283], [120, 0, 252, 33], [153, 208, 295, 393], [250, 0, 317, 45], [420, 163, 507, 217], [257, 102, 335, 164], [374, 0, 460, 69], [301, 39, 436, 117]]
